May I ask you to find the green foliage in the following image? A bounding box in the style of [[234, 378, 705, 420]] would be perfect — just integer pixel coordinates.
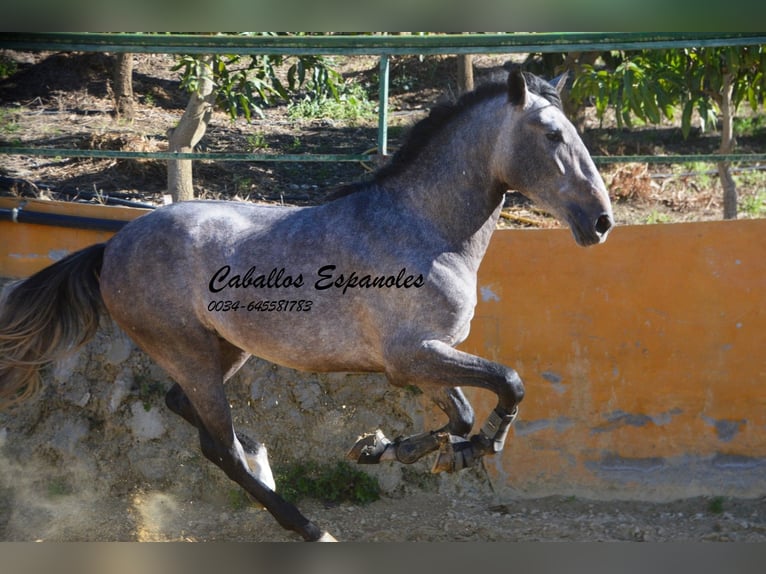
[[287, 136, 302, 151], [733, 113, 766, 136], [287, 82, 376, 124], [0, 108, 20, 135], [741, 189, 766, 217], [708, 496, 725, 514], [571, 45, 766, 137], [227, 488, 250, 511], [644, 210, 672, 225], [173, 34, 342, 121], [47, 478, 72, 497], [275, 460, 380, 505], [246, 131, 269, 151], [680, 162, 715, 189], [135, 376, 165, 411], [0, 55, 17, 79]]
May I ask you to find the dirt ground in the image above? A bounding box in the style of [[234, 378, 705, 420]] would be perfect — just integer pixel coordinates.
[[1, 48, 765, 543], [124, 490, 766, 542]]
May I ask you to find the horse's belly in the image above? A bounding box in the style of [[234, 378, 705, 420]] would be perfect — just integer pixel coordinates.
[[212, 309, 386, 374]]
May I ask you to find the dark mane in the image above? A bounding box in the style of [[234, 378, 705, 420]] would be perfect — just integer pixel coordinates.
[[329, 71, 562, 198]]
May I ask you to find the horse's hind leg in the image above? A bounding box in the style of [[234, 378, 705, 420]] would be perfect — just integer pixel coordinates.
[[165, 383, 275, 491], [127, 329, 333, 541], [163, 339, 274, 485]]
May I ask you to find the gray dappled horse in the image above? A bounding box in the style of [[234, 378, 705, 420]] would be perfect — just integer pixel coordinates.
[[0, 69, 613, 541]]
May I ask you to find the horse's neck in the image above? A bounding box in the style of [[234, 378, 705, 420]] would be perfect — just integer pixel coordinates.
[[383, 98, 507, 259]]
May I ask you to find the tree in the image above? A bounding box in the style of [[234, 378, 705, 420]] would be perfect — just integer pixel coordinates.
[[168, 54, 217, 202], [571, 45, 765, 219], [457, 55, 474, 94], [168, 44, 341, 202], [112, 52, 134, 122]]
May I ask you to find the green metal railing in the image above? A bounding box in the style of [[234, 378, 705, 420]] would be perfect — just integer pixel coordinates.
[[1, 32, 765, 164], [2, 32, 764, 55]]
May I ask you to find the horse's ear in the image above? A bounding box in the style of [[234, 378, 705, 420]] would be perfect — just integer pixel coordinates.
[[551, 71, 569, 95], [507, 68, 527, 107]]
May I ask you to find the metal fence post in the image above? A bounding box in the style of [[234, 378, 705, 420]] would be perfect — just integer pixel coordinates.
[[377, 54, 390, 157]]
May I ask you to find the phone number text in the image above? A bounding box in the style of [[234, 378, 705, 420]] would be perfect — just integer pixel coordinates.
[[207, 300, 313, 312]]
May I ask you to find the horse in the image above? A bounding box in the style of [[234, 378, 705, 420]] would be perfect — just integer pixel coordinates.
[[0, 69, 613, 541]]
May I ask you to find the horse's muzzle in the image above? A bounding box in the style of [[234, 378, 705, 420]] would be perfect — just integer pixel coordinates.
[[569, 210, 614, 247]]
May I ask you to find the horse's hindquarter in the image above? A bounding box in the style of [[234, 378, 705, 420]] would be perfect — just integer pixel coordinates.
[[99, 201, 285, 338]]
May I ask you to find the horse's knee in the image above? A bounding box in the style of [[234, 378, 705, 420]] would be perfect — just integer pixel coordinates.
[[427, 387, 474, 437], [451, 411, 473, 437], [447, 390, 474, 437]]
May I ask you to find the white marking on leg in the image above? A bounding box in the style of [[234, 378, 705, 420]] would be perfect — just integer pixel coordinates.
[[240, 440, 276, 491]]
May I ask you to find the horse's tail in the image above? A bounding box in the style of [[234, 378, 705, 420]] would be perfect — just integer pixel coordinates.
[[0, 243, 106, 410]]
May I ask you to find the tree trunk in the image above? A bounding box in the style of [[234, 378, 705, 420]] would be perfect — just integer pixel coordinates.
[[166, 55, 217, 203], [717, 71, 738, 219], [457, 54, 474, 94], [113, 53, 134, 122]]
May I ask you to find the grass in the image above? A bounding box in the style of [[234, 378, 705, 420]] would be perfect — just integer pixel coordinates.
[[288, 83, 377, 125], [733, 114, 766, 136], [740, 190, 766, 217], [47, 478, 72, 497], [0, 55, 17, 80], [669, 161, 716, 190], [227, 488, 250, 511], [135, 375, 166, 411], [645, 210, 673, 224], [690, 162, 715, 189], [708, 496, 725, 514], [246, 131, 269, 151], [286, 136, 302, 152], [274, 460, 380, 505], [0, 108, 21, 136]]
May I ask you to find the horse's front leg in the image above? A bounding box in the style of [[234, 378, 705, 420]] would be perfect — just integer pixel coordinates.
[[348, 385, 475, 466], [350, 340, 524, 473]]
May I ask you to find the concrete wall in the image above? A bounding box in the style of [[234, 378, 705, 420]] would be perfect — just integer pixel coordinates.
[[1, 197, 764, 501]]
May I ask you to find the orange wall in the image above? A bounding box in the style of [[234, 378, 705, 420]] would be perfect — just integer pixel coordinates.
[[0, 198, 150, 278], [2, 199, 764, 499], [458, 219, 766, 499]]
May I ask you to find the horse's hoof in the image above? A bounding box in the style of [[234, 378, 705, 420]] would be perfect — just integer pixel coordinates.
[[317, 531, 338, 542], [347, 429, 391, 464]]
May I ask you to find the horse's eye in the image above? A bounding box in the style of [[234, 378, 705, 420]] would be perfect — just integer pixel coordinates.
[[546, 130, 564, 143]]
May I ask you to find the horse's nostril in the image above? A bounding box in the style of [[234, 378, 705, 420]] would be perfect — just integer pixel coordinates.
[[595, 213, 612, 236]]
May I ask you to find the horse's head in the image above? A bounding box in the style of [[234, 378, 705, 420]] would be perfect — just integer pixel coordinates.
[[494, 69, 614, 247]]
